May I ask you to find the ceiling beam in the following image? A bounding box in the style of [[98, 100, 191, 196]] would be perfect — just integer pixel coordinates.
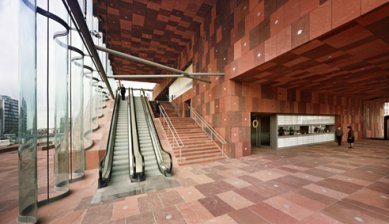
[[108, 75, 184, 79], [95, 45, 220, 84], [62, 0, 115, 98]]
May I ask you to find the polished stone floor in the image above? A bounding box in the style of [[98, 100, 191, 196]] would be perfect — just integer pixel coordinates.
[[0, 140, 388, 223]]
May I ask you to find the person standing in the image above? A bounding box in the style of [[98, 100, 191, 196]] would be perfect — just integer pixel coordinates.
[[335, 126, 343, 146], [347, 126, 354, 149], [120, 85, 126, 101]]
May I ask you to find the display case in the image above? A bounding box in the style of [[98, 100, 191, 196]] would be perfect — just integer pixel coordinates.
[[277, 115, 335, 148]]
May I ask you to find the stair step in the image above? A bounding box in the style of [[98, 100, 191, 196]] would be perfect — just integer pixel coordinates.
[[178, 155, 225, 166]]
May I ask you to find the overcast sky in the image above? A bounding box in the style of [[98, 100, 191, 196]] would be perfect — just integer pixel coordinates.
[[0, 0, 19, 99], [0, 0, 156, 128]]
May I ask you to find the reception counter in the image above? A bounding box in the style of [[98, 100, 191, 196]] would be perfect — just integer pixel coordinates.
[[275, 115, 335, 148]]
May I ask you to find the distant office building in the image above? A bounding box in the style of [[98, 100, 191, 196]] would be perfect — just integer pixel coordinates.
[[0, 95, 19, 138]]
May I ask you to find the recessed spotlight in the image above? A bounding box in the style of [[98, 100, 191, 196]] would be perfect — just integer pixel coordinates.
[[257, 53, 261, 57], [275, 20, 279, 24], [232, 67, 236, 71], [297, 29, 303, 35], [243, 42, 247, 46]]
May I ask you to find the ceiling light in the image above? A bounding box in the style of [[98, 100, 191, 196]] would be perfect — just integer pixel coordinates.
[[275, 20, 279, 24], [297, 29, 303, 35], [257, 53, 261, 57]]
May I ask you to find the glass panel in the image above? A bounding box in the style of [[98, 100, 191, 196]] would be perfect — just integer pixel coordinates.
[[70, 28, 85, 179], [83, 62, 92, 149], [53, 14, 69, 191], [91, 75, 99, 130], [18, 0, 38, 222]]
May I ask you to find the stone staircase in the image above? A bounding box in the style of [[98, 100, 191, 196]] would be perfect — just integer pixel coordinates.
[[159, 101, 178, 117], [160, 102, 224, 165]]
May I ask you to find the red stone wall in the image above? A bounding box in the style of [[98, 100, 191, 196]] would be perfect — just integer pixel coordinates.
[[156, 0, 387, 157], [173, 81, 367, 157], [363, 101, 385, 138]]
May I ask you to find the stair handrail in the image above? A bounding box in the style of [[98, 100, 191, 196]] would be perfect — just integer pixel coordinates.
[[98, 89, 120, 188], [189, 106, 227, 157], [128, 89, 145, 181], [140, 90, 173, 176], [159, 105, 184, 162]]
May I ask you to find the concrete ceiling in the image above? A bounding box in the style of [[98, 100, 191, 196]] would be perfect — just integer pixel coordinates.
[[234, 4, 389, 101]]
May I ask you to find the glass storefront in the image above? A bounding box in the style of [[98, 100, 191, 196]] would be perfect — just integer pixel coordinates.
[[277, 115, 335, 148]]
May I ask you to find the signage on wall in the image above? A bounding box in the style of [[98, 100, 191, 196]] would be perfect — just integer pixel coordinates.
[[252, 119, 259, 128]]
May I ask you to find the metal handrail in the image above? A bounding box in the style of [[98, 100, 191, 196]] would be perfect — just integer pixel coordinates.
[[98, 90, 120, 188], [159, 105, 184, 162], [129, 89, 145, 181], [189, 106, 227, 157], [140, 90, 172, 175]]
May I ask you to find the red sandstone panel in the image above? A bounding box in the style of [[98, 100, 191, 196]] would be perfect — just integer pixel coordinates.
[[291, 14, 310, 48], [264, 37, 277, 61], [300, 0, 320, 17], [270, 6, 285, 36], [284, 0, 302, 26], [332, 0, 361, 28], [361, 0, 388, 14], [309, 1, 332, 39], [276, 26, 292, 55]]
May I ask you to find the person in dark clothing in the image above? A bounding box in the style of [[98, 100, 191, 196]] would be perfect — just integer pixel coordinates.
[[155, 100, 160, 115], [335, 126, 343, 146], [120, 85, 126, 100], [347, 126, 355, 149]]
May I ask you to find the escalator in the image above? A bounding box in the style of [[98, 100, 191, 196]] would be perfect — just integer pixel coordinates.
[[134, 97, 161, 177], [132, 89, 172, 178], [98, 90, 142, 188], [109, 98, 130, 184], [98, 89, 172, 189]]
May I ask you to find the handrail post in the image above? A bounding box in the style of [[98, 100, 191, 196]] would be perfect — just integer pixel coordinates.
[[188, 106, 228, 158]]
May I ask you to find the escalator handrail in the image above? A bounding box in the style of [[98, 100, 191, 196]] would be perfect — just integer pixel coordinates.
[[98, 90, 120, 187], [129, 88, 145, 180], [140, 90, 173, 175], [127, 90, 134, 178]]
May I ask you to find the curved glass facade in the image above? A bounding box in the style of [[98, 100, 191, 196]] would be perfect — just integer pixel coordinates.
[[18, 0, 38, 222], [17, 0, 113, 222], [70, 27, 85, 180], [53, 8, 69, 193]]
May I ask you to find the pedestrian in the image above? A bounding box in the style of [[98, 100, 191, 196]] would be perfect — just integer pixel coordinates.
[[335, 126, 343, 146], [120, 85, 126, 100], [347, 126, 354, 149]]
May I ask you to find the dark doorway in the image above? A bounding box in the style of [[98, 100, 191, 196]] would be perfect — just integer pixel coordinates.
[[157, 88, 169, 101], [385, 116, 389, 140], [251, 115, 270, 147], [184, 99, 191, 117]]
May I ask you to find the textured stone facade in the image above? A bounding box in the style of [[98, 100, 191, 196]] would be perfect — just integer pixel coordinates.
[[153, 0, 387, 157]]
